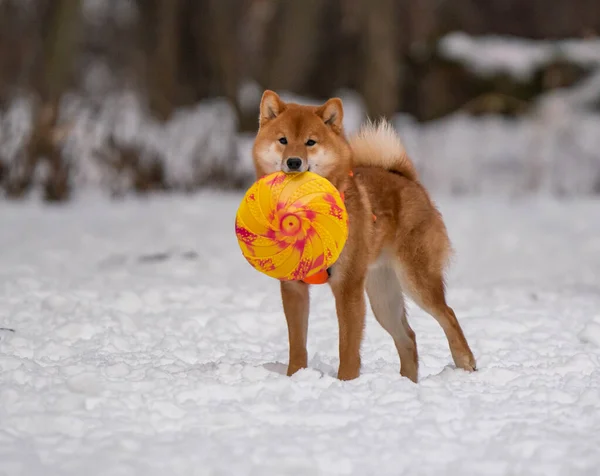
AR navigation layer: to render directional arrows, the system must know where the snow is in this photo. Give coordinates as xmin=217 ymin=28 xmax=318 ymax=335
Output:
xmin=62 ymin=93 xmax=243 ymax=191
xmin=4 ymin=27 xmax=600 ymax=197
xmin=439 ymin=32 xmax=600 ymax=81
xmin=0 ymin=97 xmax=32 ymax=164
xmin=397 ymin=33 xmax=600 ymax=197
xmin=0 ymin=89 xmax=368 ymax=197
xmin=1 ymin=193 xmax=600 ymax=475
xmin=395 ymin=111 xmax=600 ymax=196
xmin=4 ymin=84 xmax=600 ymax=198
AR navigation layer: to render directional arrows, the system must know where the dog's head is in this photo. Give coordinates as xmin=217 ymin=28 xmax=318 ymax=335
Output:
xmin=252 ymin=90 xmax=352 ymax=188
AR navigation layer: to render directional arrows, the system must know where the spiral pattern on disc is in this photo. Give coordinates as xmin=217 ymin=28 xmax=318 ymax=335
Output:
xmin=235 ymin=171 xmax=349 ymax=281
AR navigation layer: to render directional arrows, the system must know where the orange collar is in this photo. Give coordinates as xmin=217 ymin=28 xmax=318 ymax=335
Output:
xmin=302 ymin=268 xmax=330 ymax=285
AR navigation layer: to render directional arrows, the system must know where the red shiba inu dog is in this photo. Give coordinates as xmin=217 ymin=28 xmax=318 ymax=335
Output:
xmin=252 ymin=90 xmax=476 ymax=382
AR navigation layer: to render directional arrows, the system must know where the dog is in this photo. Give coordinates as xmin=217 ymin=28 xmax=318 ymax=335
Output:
xmin=252 ymin=90 xmax=476 ymax=382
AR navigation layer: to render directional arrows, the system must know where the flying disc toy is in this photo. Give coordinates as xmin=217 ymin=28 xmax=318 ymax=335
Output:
xmin=235 ymin=171 xmax=348 ymax=283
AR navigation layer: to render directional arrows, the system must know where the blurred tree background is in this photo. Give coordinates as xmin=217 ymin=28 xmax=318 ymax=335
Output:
xmin=1 ymin=0 xmax=600 ymax=201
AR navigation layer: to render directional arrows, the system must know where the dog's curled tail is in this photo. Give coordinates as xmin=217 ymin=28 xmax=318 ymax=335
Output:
xmin=349 ymin=119 xmax=418 ymax=181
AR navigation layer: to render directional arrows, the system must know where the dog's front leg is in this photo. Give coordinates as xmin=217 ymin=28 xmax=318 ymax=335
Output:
xmin=331 ymin=277 xmax=366 ymax=380
xmin=281 ymin=280 xmax=309 ymax=376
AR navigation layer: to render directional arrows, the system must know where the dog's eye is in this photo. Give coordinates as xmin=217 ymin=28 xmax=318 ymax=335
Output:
xmin=279 ymin=137 xmax=288 ymax=145
xmin=306 ymin=139 xmax=316 ymax=146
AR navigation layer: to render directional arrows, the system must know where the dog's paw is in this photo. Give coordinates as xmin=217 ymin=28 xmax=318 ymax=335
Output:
xmin=337 ymin=367 xmax=360 ymax=381
xmin=454 ymin=351 xmax=477 ymax=372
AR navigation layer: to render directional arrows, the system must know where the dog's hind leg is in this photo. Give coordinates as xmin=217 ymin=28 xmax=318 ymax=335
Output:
xmin=394 ymin=261 xmax=476 ymax=373
xmin=366 ymin=262 xmax=418 ymax=382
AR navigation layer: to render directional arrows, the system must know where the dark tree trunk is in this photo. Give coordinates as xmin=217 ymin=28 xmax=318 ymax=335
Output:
xmin=7 ymin=0 xmax=81 ymax=201
xmin=263 ymin=0 xmax=327 ymax=93
xmin=359 ymin=0 xmax=400 ymax=119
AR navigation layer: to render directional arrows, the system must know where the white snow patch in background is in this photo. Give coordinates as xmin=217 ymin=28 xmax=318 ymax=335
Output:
xmin=395 ymin=110 xmax=600 ymax=196
xmin=2 ymin=86 xmax=600 ymax=196
xmin=237 ymin=79 xmax=263 ymax=114
xmin=440 ymin=32 xmax=600 ymax=80
xmin=1 ymin=194 xmax=600 ymax=475
xmin=0 ymin=97 xmax=32 ymax=166
xmin=0 ymin=88 xmax=365 ymax=196
xmin=61 ymin=92 xmax=243 ymax=191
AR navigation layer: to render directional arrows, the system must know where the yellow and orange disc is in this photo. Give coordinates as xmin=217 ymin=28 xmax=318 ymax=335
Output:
xmin=235 ymin=171 xmax=349 ymax=282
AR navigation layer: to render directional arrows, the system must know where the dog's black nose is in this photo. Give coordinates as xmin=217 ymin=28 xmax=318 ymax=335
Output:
xmin=286 ymin=157 xmax=303 ymax=171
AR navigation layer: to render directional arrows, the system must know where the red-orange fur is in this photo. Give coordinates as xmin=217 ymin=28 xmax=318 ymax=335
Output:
xmin=253 ymin=90 xmax=476 ymax=382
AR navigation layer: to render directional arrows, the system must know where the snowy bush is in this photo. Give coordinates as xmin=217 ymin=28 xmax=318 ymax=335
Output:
xmin=64 ymin=93 xmax=245 ymax=193
xmin=0 ymin=92 xmax=252 ymax=199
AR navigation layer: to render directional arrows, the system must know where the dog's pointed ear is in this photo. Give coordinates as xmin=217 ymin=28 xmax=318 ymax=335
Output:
xmin=259 ymin=90 xmax=285 ymax=127
xmin=316 ymin=98 xmax=344 ymax=134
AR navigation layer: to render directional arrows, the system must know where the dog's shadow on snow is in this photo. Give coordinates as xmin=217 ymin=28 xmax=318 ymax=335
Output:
xmin=261 ymin=362 xmax=288 ymax=375
xmin=420 ymin=363 xmax=478 ymax=383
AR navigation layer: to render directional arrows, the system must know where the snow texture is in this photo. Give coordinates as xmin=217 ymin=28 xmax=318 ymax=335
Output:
xmin=1 ymin=193 xmax=600 ymax=475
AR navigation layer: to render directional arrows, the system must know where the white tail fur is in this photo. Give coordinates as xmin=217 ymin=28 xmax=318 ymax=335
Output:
xmin=349 ymin=120 xmax=418 ymax=181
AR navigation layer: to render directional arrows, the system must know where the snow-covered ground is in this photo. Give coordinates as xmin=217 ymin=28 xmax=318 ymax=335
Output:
xmin=1 ymin=193 xmax=600 ymax=475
